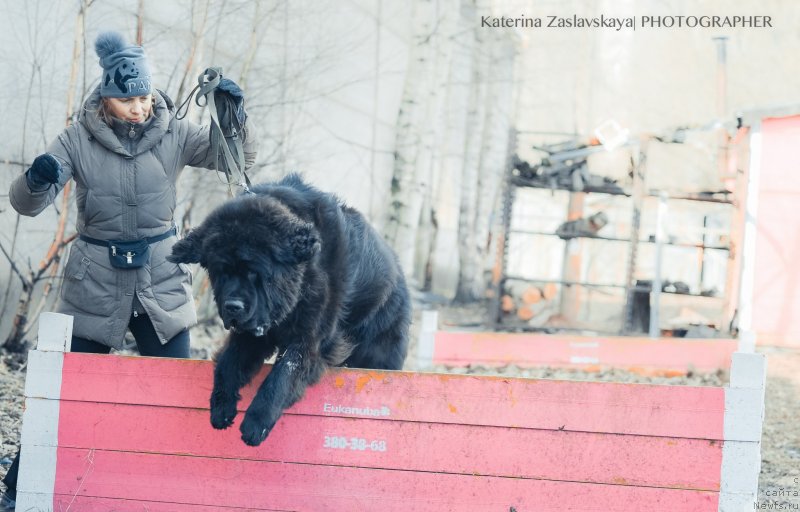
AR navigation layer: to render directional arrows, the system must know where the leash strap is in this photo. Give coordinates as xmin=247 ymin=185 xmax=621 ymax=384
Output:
xmin=175 ymin=67 xmax=253 ymax=196
xmin=202 ymin=68 xmax=250 ymax=196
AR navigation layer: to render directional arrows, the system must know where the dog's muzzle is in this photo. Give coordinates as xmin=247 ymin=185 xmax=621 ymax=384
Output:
xmin=229 ymin=324 xmax=268 ymax=337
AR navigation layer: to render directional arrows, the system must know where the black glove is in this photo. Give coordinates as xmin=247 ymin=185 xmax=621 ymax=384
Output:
xmin=26 ymin=153 xmax=62 ymax=191
xmin=216 ymin=78 xmax=246 ymax=126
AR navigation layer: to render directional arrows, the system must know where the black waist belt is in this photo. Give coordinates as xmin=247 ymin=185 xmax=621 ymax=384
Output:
xmin=79 ymin=226 xmax=177 ymax=248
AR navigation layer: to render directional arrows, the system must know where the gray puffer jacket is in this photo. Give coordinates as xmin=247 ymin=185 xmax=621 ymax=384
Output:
xmin=9 ymin=86 xmax=258 ymax=349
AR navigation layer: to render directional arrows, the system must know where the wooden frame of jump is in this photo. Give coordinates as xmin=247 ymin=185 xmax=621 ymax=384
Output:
xmin=17 ymin=312 xmax=765 ymax=511
xmin=417 ymin=311 xmax=739 ymax=376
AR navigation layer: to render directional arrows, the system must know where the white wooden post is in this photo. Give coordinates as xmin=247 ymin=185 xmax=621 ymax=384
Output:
xmin=416 ymin=310 xmax=438 ymax=369
xmin=719 ymin=351 xmax=767 ymax=511
xmin=16 ymin=312 xmax=73 ymax=510
xmin=737 ymin=120 xmax=761 ymax=354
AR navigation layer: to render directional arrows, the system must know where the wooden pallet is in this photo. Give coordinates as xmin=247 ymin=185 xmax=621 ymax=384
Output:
xmin=17 ymin=313 xmax=765 ymax=511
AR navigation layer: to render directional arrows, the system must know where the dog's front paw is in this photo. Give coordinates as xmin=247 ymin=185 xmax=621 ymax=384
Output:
xmin=210 ymin=392 xmax=239 ymax=429
xmin=239 ymin=409 xmax=276 ymax=446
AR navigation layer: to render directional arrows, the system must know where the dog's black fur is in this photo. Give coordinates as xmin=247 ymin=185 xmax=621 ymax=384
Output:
xmin=168 ymin=174 xmax=410 ymax=446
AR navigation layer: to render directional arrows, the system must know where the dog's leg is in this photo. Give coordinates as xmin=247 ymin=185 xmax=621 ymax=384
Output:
xmin=210 ymin=332 xmax=274 ymax=430
xmin=239 ymin=345 xmax=325 ymax=446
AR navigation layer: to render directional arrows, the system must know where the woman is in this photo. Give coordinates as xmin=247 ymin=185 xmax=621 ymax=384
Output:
xmin=0 ymin=31 xmax=257 ymax=509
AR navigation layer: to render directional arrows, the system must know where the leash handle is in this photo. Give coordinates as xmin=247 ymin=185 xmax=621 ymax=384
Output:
xmin=196 ymin=67 xmax=223 ymax=106
xmin=207 ymin=91 xmax=240 ymax=196
xmin=173 ymin=67 xmax=253 ymax=196
xmin=175 ymin=67 xmax=222 ymax=120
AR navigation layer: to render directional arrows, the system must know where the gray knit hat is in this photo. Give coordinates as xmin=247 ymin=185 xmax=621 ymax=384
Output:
xmin=95 ymin=31 xmax=152 ymax=98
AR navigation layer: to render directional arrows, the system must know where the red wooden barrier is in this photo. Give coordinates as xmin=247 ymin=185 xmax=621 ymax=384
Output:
xmin=418 ymin=312 xmax=738 ymax=376
xmin=16 ymin=313 xmax=765 ymax=511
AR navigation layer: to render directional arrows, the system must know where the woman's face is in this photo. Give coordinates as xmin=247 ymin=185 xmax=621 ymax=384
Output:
xmin=105 ymin=95 xmax=153 ymax=123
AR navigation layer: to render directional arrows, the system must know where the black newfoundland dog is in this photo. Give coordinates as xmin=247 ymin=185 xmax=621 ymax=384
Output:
xmin=169 ymin=174 xmax=411 ymax=446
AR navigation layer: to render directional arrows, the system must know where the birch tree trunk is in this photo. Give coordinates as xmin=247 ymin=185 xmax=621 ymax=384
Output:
xmin=456 ymin=30 xmax=518 ymax=301
xmin=454 ymin=19 xmax=488 ymax=302
xmin=425 ymin=0 xmax=476 ymax=298
xmin=384 ymin=0 xmax=439 ymax=276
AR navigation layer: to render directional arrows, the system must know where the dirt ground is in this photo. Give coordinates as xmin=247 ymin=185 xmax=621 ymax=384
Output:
xmin=1 ymin=300 xmax=798 ymax=507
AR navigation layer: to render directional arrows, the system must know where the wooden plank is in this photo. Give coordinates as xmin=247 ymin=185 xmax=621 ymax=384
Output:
xmin=51 ymin=448 xmax=720 ymax=512
xmin=432 ymin=331 xmax=737 ymax=374
xmin=58 ymin=353 xmax=727 ymax=439
xmin=51 ymin=400 xmax=723 ymax=490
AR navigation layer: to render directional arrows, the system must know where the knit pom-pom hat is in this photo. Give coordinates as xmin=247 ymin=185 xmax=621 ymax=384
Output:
xmin=95 ymin=31 xmax=152 ymax=98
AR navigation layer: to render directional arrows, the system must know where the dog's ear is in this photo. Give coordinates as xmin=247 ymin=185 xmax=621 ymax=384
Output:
xmin=168 ymin=227 xmax=204 ymax=264
xmin=280 ymin=222 xmax=320 ymax=265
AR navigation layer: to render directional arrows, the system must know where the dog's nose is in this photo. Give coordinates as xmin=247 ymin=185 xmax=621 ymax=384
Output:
xmin=224 ymin=299 xmax=245 ymax=315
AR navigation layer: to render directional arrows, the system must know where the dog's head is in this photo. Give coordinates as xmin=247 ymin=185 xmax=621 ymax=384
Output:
xmin=168 ymin=195 xmax=320 ymax=336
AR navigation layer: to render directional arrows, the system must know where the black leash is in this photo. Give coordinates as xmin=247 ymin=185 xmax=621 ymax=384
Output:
xmin=175 ymin=67 xmax=253 ymax=197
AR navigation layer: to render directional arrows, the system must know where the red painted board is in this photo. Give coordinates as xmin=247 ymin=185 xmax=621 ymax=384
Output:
xmin=56 ymin=401 xmax=723 ymax=490
xmin=60 ymin=354 xmax=726 ymax=440
xmin=432 ymin=332 xmax=736 ymax=374
xmin=52 ymin=448 xmax=719 ymax=511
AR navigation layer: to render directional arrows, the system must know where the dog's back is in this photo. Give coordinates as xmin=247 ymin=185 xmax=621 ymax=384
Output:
xmin=251 ymin=175 xmax=411 ymax=370
xmin=338 ymin=205 xmax=410 ymax=370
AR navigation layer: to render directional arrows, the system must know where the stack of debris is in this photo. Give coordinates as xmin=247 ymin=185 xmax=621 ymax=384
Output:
xmin=555 ymin=211 xmax=609 ymax=240
xmin=501 ymin=282 xmax=559 ymax=326
xmin=511 ymin=139 xmax=625 ymax=194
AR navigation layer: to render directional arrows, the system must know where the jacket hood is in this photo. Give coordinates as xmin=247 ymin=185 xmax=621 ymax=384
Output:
xmin=80 ymin=85 xmax=173 ymax=157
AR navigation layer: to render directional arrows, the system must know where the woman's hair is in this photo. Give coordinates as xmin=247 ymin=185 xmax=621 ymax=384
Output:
xmin=95 ymin=94 xmax=156 ymax=125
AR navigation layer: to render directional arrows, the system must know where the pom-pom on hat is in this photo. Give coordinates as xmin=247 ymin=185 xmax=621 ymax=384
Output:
xmin=95 ymin=31 xmax=152 ymax=98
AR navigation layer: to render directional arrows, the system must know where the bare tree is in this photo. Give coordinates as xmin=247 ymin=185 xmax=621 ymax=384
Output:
xmin=1 ymin=0 xmax=93 ymax=351
xmin=455 ymin=25 xmax=488 ymax=302
xmin=456 ymin=30 xmax=517 ymax=301
xmin=385 ymin=0 xmax=520 ymax=300
xmin=383 ymin=0 xmax=439 ymax=274
xmin=0 ymin=68 xmax=38 ymax=322
xmin=175 ymin=0 xmax=211 ymax=104
xmin=136 ymin=0 xmax=145 ymax=45
xmin=1 ymin=233 xmax=77 ymax=352
xmin=385 ymin=0 xmax=463 ymax=283
xmin=238 ymin=0 xmax=263 ymax=90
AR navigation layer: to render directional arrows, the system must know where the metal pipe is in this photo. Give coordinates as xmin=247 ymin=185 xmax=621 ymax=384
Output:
xmin=649 ymin=192 xmax=669 ymax=338
xmin=713 ymin=36 xmax=730 ymax=182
